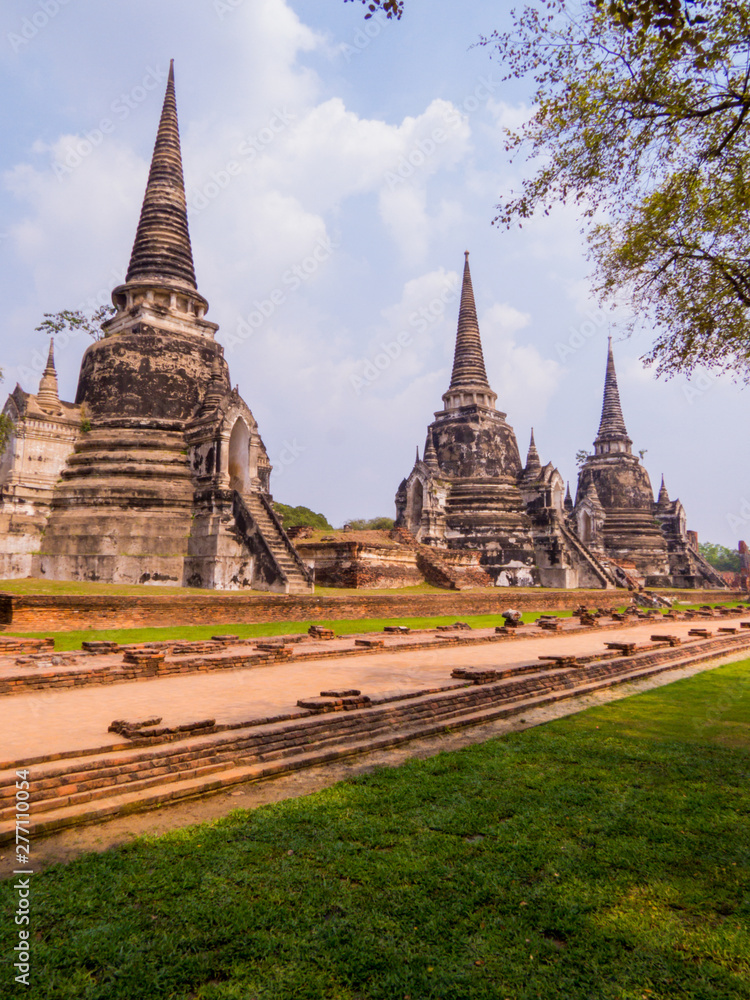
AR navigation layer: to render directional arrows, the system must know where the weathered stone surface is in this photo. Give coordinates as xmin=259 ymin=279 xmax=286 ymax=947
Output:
xmin=572 ymin=341 xmax=725 ymax=590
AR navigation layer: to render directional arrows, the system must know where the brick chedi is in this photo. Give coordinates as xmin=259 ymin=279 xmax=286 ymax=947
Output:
xmin=393 ymin=255 xmax=725 ymax=591
xmin=395 ymin=254 xmax=541 ymax=586
xmin=394 ymin=253 xmax=616 ymax=588
xmin=572 ymin=339 xmax=723 ymax=588
xmin=0 ymin=63 xmax=312 ymax=594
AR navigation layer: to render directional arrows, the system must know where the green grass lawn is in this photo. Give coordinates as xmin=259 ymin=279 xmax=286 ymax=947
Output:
xmin=3 ymin=610 xmax=577 ymax=651
xmin=2 ymin=577 xmax=742 ymax=601
xmin=1 ymin=659 xmax=748 ymax=999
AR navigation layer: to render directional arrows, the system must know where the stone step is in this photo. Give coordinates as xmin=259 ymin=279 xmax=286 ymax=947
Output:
xmin=0 ymin=761 xmax=232 ymax=821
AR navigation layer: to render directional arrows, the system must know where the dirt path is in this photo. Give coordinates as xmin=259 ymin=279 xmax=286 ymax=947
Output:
xmin=2 ymin=650 xmax=744 ymax=878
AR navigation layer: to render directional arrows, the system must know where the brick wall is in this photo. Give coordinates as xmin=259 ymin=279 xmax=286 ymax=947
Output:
xmin=0 ymin=589 xmax=745 ymax=633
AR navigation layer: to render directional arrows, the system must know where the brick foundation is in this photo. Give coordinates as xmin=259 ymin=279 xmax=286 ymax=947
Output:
xmin=0 ymin=589 xmax=744 ymax=633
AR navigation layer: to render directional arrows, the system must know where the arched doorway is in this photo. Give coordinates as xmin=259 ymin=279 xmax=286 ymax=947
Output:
xmin=228 ymin=419 xmax=250 ymax=494
xmin=579 ymin=510 xmax=593 ymax=543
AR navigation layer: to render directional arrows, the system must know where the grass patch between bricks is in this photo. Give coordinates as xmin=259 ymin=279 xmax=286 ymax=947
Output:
xmin=4 ymin=611 xmax=577 ymax=650
xmin=1 ymin=659 xmax=748 ymax=999
xmin=5 ymin=600 xmax=746 ymax=650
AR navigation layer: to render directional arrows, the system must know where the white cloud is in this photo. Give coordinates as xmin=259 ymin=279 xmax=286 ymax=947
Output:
xmin=480 ymin=302 xmax=562 ymax=424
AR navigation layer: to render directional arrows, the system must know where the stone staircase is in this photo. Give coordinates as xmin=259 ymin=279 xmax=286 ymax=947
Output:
xmin=236 ymin=492 xmax=313 ymax=595
xmin=391 ymin=526 xmax=490 ymax=589
xmin=689 ymin=547 xmax=731 ymax=589
xmin=558 ymin=521 xmax=621 ymax=589
xmin=2 ymin=629 xmax=748 ymax=845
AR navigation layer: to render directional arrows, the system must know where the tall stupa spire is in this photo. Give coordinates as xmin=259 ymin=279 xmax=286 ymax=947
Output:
xmin=449 ymin=252 xmax=490 ymax=388
xmin=442 ymin=252 xmax=497 ymax=411
xmin=125 ymin=60 xmax=197 ymax=291
xmin=594 ymin=337 xmax=632 ymax=454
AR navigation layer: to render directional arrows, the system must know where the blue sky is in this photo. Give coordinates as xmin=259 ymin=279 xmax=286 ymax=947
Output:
xmin=0 ymin=0 xmax=747 ymax=546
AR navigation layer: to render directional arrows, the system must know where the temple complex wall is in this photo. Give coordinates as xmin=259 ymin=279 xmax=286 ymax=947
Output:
xmin=0 ymin=588 xmax=743 ymax=632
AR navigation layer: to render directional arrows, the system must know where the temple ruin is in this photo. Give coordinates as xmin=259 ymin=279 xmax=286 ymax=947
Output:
xmin=0 ymin=66 xmax=726 ymax=593
xmin=393 ymin=253 xmax=724 ymax=590
xmin=0 ymin=63 xmax=312 ymax=594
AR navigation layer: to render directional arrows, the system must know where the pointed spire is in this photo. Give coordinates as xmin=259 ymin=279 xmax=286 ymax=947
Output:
xmin=448 ymin=252 xmax=491 ymax=390
xmin=36 ymin=339 xmax=62 ymax=413
xmin=657 ymin=475 xmax=670 ymax=506
xmin=594 ymin=337 xmax=632 ymax=453
xmin=125 ymin=60 xmax=197 ymax=291
xmin=415 ymin=444 xmax=420 ymax=464
xmin=525 ymin=428 xmax=541 ymax=474
xmin=424 ymin=431 xmax=438 ymax=468
xmin=581 ymin=476 xmax=606 ymax=514
xmin=564 ymin=481 xmax=574 ymax=512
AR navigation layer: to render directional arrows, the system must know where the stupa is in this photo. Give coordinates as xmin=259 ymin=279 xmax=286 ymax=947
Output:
xmin=573 ymin=340 xmax=723 ymax=588
xmin=0 ymin=63 xmax=312 ymax=593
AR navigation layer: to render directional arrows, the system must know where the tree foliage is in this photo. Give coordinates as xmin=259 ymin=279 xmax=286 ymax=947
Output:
xmin=483 ymin=0 xmax=750 ymax=380
xmin=343 ymin=0 xmax=403 ymax=19
xmin=273 ymin=503 xmax=332 ymax=530
xmin=698 ymin=540 xmax=741 ymax=571
xmin=593 ymin=0 xmax=709 ymax=55
xmin=345 ymin=516 xmax=395 ymax=530
xmin=35 ymin=306 xmax=115 ymax=343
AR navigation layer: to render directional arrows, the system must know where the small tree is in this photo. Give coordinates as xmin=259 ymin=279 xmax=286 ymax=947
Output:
xmin=0 ymin=370 xmax=13 ymax=455
xmin=698 ymin=541 xmax=741 ymax=571
xmin=35 ymin=306 xmax=115 ymax=343
xmin=484 ymin=0 xmax=750 ymax=380
xmin=575 ymin=449 xmax=591 ymax=467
